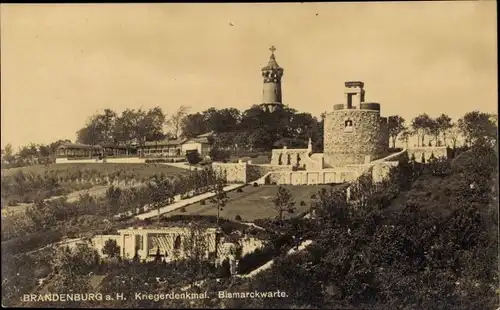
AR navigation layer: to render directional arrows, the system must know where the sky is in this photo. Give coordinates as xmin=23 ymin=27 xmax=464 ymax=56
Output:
xmin=1 ymin=2 xmax=497 ymax=150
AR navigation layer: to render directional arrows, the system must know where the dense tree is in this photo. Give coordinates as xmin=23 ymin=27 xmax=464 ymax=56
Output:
xmin=2 ymin=143 xmax=15 ymax=163
xmin=209 ymin=173 xmax=229 ymax=227
xmin=387 ymin=115 xmax=406 ymax=148
xmin=76 ymin=107 xmax=166 ymax=152
xmin=138 ymin=107 xmax=168 ymax=144
xmin=113 ymin=109 xmax=138 ymax=149
xmin=204 ymin=107 xmax=241 ymax=133
xmin=273 ymin=186 xmax=296 ymax=222
xmin=411 ymin=113 xmax=433 ymax=147
xmin=147 ymin=173 xmax=175 ymax=223
xmin=427 ymin=118 xmax=440 ymax=146
xmin=289 ymin=112 xmax=317 ymax=141
xmin=99 ymin=108 xmax=118 ymax=144
xmin=458 ymin=111 xmax=497 ymax=147
xmin=105 ymin=185 xmax=122 ymax=215
xmin=166 ymin=105 xmax=190 ymax=138
xmin=76 ymin=112 xmax=113 ymax=146
xmin=17 ymin=143 xmax=39 ymax=161
xmin=209 ymin=147 xmax=231 ymax=162
xmin=102 ymin=239 xmax=121 ymax=258
xmin=186 ymin=150 xmax=202 ymax=167
xmin=38 ymin=144 xmax=51 ymax=158
xmin=181 ymin=112 xmax=207 ymax=138
xmin=178 ymin=105 xmax=328 ymax=152
xmin=446 ymin=123 xmax=462 ymax=150
xmin=398 ymin=129 xmax=412 ymax=149
xmin=213 ymin=132 xmax=237 ymax=149
xmin=249 ymin=128 xmax=275 ymax=150
xmin=181 ymin=223 xmax=213 ymax=285
xmin=436 ymin=113 xmax=453 ymax=146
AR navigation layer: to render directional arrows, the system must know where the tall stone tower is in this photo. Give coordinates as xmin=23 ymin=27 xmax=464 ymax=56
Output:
xmin=260 ymin=46 xmax=284 ymax=113
xmin=323 ymin=81 xmax=389 ymax=168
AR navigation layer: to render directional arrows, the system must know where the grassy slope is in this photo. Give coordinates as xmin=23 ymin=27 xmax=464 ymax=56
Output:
xmin=167 ymin=184 xmax=333 ymax=221
xmin=1 ymin=163 xmax=188 ymax=215
xmin=1 ymin=163 xmax=188 ymax=178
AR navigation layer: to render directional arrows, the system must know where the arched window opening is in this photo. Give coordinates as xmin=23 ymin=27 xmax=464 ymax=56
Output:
xmin=173 ymin=236 xmax=181 ymax=250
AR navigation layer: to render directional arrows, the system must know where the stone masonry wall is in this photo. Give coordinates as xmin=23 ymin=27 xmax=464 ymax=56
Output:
xmin=270 ymin=149 xmax=310 ymax=167
xmin=212 ymin=162 xmax=247 ymax=183
xmin=324 ymin=109 xmax=388 ymax=168
xmin=247 ymin=164 xmax=293 ymax=183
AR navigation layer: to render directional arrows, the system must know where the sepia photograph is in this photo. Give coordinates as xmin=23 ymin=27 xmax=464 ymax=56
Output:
xmin=1 ymin=2 xmax=498 ymax=309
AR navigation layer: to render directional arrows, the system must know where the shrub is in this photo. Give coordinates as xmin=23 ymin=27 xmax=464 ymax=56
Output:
xmin=235 ymin=215 xmax=242 ymax=221
xmin=7 ymin=200 xmax=19 ymax=206
xmin=200 ymin=199 xmax=206 ymax=205
xmin=218 ymin=259 xmax=231 ymax=278
xmin=186 ymin=150 xmax=202 ymax=166
xmin=236 ymin=187 xmax=243 ymax=193
xmin=300 ymin=200 xmax=306 ymax=206
xmin=66 ymin=231 xmax=77 ymax=238
xmin=429 ymin=157 xmax=452 ymax=177
xmin=253 ymin=182 xmax=258 ymax=187
xmin=209 ymin=148 xmax=231 ymax=162
xmin=2 ymin=230 xmax=64 ymax=256
xmin=310 ymin=194 xmax=316 ymax=199
xmin=179 ymin=206 xmax=187 ymax=213
xmin=237 ymin=246 xmax=277 ymax=274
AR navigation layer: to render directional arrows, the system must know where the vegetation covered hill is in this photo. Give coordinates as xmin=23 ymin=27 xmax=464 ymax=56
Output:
xmin=1 ymin=163 xmax=188 ymax=206
xmin=214 ymin=143 xmax=498 ymax=309
xmin=6 ymin=141 xmax=497 ymax=309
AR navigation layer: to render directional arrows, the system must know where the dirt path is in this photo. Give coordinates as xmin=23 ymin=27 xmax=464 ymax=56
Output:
xmin=135 ymin=184 xmax=245 ymax=220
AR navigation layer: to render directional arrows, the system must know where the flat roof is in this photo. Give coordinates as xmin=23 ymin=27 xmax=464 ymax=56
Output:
xmin=57 ymin=143 xmax=102 ymax=149
xmin=143 ymin=139 xmax=187 ymax=147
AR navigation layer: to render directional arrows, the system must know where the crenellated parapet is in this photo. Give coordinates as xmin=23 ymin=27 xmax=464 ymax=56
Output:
xmin=324 ymin=81 xmax=389 ymax=167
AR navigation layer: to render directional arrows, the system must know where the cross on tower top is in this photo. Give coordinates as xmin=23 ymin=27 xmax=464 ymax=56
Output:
xmin=269 ymin=45 xmax=276 ymax=54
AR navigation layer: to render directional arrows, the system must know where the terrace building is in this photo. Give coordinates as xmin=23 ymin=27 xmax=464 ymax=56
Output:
xmin=91 ymin=226 xmax=264 ymax=264
xmin=138 ymin=139 xmax=186 ymax=158
xmin=182 ymin=135 xmax=212 ymax=159
xmin=55 ymin=143 xmax=105 ymax=159
xmin=55 ymin=143 xmax=137 ymax=159
xmin=100 ymin=143 xmax=138 ymax=157
xmin=137 ymin=132 xmax=214 ymax=159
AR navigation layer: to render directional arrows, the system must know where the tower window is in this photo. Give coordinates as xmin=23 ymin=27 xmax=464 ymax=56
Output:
xmin=344 ymin=120 xmax=354 ymax=132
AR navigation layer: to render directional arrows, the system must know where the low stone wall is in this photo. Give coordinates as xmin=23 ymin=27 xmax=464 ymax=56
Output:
xmin=56 ymin=157 xmax=146 ymax=164
xmin=267 ymin=169 xmax=358 ymax=185
xmin=214 ymin=148 xmax=409 ymax=186
xmin=407 ymin=146 xmax=449 ymax=163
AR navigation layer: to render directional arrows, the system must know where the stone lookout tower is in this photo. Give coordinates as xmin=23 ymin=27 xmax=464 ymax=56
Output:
xmin=323 ymin=81 xmax=389 ymax=168
xmin=260 ymin=46 xmax=284 ymax=113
